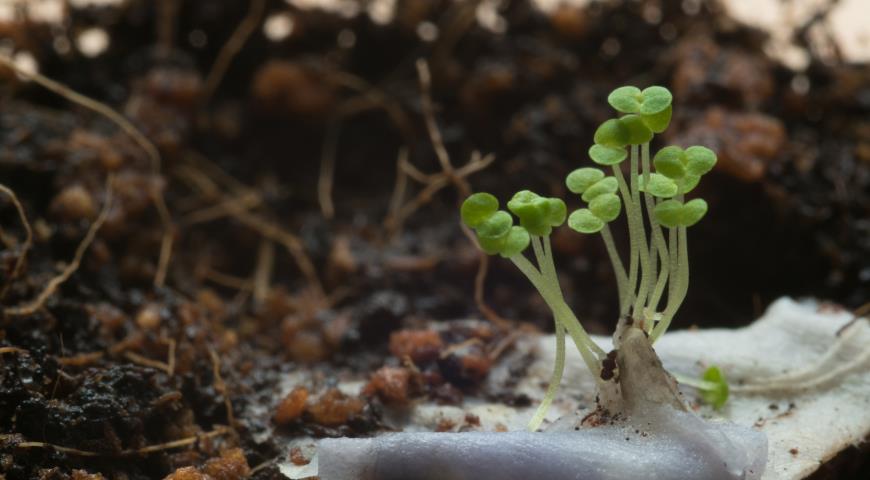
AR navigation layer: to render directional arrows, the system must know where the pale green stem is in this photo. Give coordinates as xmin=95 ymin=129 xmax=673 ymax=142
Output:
xmin=651 ymin=226 xmax=689 ymax=342
xmin=600 ymin=224 xmax=629 ymax=312
xmin=535 ymin=238 xmax=605 ymax=359
xmin=611 ymin=164 xmax=638 ymax=314
xmin=630 ymin=145 xmax=652 ymax=319
xmin=527 ymin=323 xmax=566 ymax=431
xmin=672 ymin=372 xmax=718 ymax=391
xmin=510 ymin=254 xmax=603 ymax=372
xmin=641 ymin=143 xmax=670 ymax=328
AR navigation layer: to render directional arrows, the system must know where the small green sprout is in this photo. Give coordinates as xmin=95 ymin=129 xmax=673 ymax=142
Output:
xmin=461 ymin=85 xmax=720 ymax=431
xmin=674 ymin=366 xmax=730 ymax=410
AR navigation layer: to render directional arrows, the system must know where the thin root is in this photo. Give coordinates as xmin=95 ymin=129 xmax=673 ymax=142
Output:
xmin=200 ymin=0 xmax=267 ymax=107
xmin=0 ymin=183 xmax=33 ymax=299
xmin=4 ymin=174 xmax=114 ymax=317
xmin=0 ymin=53 xmax=174 ymax=289
xmin=2 ymin=426 xmax=231 ymax=457
xmin=209 ymin=346 xmax=236 ymax=428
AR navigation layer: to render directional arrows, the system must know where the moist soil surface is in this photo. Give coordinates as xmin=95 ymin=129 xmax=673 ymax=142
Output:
xmin=0 ymin=1 xmax=867 ymax=479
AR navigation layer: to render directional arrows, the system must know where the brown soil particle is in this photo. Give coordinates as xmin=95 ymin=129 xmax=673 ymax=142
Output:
xmin=364 ymin=366 xmax=413 ymax=406
xmin=675 ymin=108 xmax=787 ymax=183
xmin=274 ymin=387 xmax=310 ymax=426
xmin=306 ymin=389 xmax=366 ymax=427
xmin=201 ymin=448 xmax=251 ymax=480
xmin=389 ymin=329 xmax=444 ymax=364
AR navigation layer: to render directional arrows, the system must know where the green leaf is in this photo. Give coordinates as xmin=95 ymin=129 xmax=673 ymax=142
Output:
xmin=461 ymin=192 xmax=499 ymax=228
xmin=653 ymin=146 xmax=686 ymax=179
xmin=682 ymin=198 xmax=708 ymax=226
xmin=544 ymin=198 xmax=567 ymax=226
xmin=499 ymin=226 xmax=531 ymax=258
xmin=507 ymin=191 xmax=565 ymax=236
xmin=589 ymin=144 xmax=627 ymax=166
xmin=638 ymin=173 xmax=678 ymax=198
xmin=653 ymin=200 xmax=683 ymax=228
xmin=581 ymin=177 xmax=618 ymax=203
xmin=641 ymin=104 xmax=672 ymax=133
xmin=594 ymin=119 xmax=630 ymax=148
xmin=507 ymin=190 xmax=542 ymax=219
xmin=476 ymin=210 xmax=513 ymax=239
xmin=685 ymin=146 xmax=717 ymax=176
xmin=477 ymin=234 xmax=506 ymax=255
xmin=618 ymin=114 xmax=653 ymax=145
xmin=568 ymin=208 xmax=604 ymax=234
xmin=674 ymin=174 xmax=700 ymax=195
xmin=607 ymin=86 xmax=642 ymax=113
xmin=566 ymin=167 xmax=605 ymax=194
xmin=589 ymin=193 xmax=621 ymax=222
xmin=700 ymin=366 xmax=729 ymax=410
xmin=653 ymin=199 xmax=708 ymax=227
xmin=639 ymin=86 xmax=673 ymax=115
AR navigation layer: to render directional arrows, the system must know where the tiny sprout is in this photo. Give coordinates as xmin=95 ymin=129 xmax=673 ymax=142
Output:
xmin=566 ymin=167 xmax=605 ymax=194
xmin=589 ymin=144 xmax=627 ymax=166
xmin=594 ymin=119 xmax=630 ymax=148
xmin=589 ymin=193 xmax=622 ymax=222
xmin=654 ymin=199 xmax=708 ymax=228
xmin=507 ymin=190 xmax=566 ymax=236
xmin=580 ymin=176 xmax=618 ymax=203
xmin=618 ymin=114 xmax=653 ymax=145
xmin=700 ymin=366 xmax=730 ymax=410
xmin=637 ymin=173 xmax=678 ymax=198
xmin=568 ymin=208 xmax=604 ymax=234
xmin=675 ymin=366 xmax=730 ymax=410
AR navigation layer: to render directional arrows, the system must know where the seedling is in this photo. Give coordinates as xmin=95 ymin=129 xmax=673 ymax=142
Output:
xmin=462 ymin=85 xmax=721 ymax=430
xmin=674 ymin=366 xmax=730 ymax=410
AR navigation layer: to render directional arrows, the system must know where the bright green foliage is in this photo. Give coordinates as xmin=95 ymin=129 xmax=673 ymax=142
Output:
xmin=607 ymin=85 xmax=673 ymax=116
xmin=594 ymin=119 xmax=630 ymax=147
xmin=461 ymin=192 xmax=499 ymax=228
xmin=618 ymin=114 xmax=653 ymax=145
xmin=641 ymin=105 xmax=672 ymax=133
xmin=580 ymin=177 xmax=618 ymax=203
xmin=700 ymin=366 xmax=729 ymax=410
xmin=566 ymin=167 xmax=605 ymax=194
xmin=589 ymin=193 xmax=622 ymax=222
xmin=653 ymin=146 xmax=687 ymax=178
xmin=607 ymin=86 xmax=642 ymax=113
xmin=653 ymin=145 xmax=717 ymax=194
xmin=638 ymin=86 xmax=673 ymax=115
xmin=589 ymin=144 xmax=627 ymax=165
xmin=638 ymin=173 xmax=678 ymax=198
xmin=501 ymin=226 xmax=532 ymax=257
xmin=460 ymin=84 xmax=728 ymax=429
xmin=476 ymin=210 xmax=513 ymax=239
xmin=507 ymin=190 xmax=566 ymax=236
xmin=674 ymin=174 xmax=701 ymax=195
xmin=568 ymin=208 xmax=604 ymax=233
xmin=685 ymin=146 xmax=717 ymax=176
xmin=654 ymin=199 xmax=708 ymax=228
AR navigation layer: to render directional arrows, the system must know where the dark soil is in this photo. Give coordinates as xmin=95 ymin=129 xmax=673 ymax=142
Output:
xmin=0 ymin=1 xmax=867 ymax=479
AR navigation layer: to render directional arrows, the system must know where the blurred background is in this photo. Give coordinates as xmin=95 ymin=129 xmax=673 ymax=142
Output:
xmin=0 ymin=0 xmax=868 ymax=479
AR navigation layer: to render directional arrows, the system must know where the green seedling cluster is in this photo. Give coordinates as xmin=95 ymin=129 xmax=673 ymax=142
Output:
xmin=462 ymin=85 xmax=724 ymax=430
